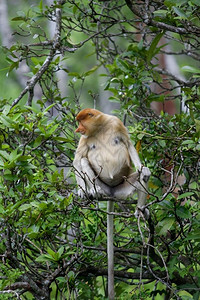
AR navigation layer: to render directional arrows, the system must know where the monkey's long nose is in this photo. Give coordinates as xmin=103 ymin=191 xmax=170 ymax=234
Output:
xmin=75 ymin=123 xmax=85 ymax=134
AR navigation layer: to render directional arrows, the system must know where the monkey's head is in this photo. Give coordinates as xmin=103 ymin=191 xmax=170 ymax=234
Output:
xmin=75 ymin=108 xmax=103 ymax=136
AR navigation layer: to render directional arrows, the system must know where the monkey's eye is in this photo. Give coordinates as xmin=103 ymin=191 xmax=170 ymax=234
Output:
xmin=88 ymin=113 xmax=94 ymax=117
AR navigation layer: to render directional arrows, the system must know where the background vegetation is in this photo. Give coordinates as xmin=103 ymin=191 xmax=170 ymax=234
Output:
xmin=0 ymin=0 xmax=199 ymax=299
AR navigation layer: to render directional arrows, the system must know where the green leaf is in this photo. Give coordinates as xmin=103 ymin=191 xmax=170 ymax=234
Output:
xmin=4 ymin=174 xmax=18 ymax=181
xmin=195 ymin=119 xmax=200 ymax=133
xmin=0 ymin=115 xmax=14 ymax=127
xmin=173 ymin=6 xmax=188 ymax=19
xmin=33 ymin=136 xmax=43 ymax=148
xmin=31 ymin=57 xmax=41 ymax=66
xmin=24 ymin=105 xmax=40 ymax=114
xmin=176 ymin=206 xmax=191 ymax=219
xmin=38 ymin=202 xmax=48 ymax=211
xmin=84 ymin=65 xmax=100 ymax=77
xmin=181 ymin=66 xmax=200 ymax=74
xmin=116 ymin=58 xmax=130 ymax=73
xmin=47 ymin=247 xmax=57 ymax=257
xmin=153 ymin=9 xmax=168 ymax=17
xmin=158 ymin=199 xmax=174 ymax=209
xmin=158 ymin=140 xmax=166 ymax=148
xmin=137 ymin=39 xmax=144 ymax=50
xmin=110 ymin=77 xmax=120 ymax=83
xmin=48 ymin=124 xmax=59 ymax=135
xmin=8 ymin=200 xmax=31 ymax=212
xmin=191 ymin=0 xmax=200 ymax=5
xmin=165 ymin=0 xmax=188 ymax=7
xmin=109 ymin=96 xmax=120 ymax=103
xmin=177 ymin=192 xmax=194 ymax=199
xmin=185 ymin=233 xmax=200 ymax=241
xmin=28 ymin=225 xmax=40 ymax=238
xmin=8 ymin=61 xmax=19 ymax=73
xmin=46 ymin=247 xmax=63 ymax=261
xmin=58 ymin=246 xmax=64 ymax=257
xmin=182 ymin=140 xmax=195 ymax=145
xmin=0 ymin=204 xmax=5 ymax=214
xmin=157 ymin=217 xmax=174 ymax=235
xmin=68 ymin=271 xmax=75 ymax=279
xmin=73 ymin=5 xmax=78 ymax=14
xmin=56 ymin=277 xmax=67 ymax=283
xmin=19 ymin=204 xmax=33 ymax=211
xmin=0 ymin=150 xmax=10 ymax=161
xmin=147 ymin=32 xmax=164 ymax=63
xmin=44 ymin=103 xmax=56 ymax=113
xmin=2 ymin=104 xmax=11 ymax=116
xmin=39 ymin=0 xmax=43 ymax=12
xmin=9 ymin=148 xmax=21 ymax=162
xmin=35 ymin=254 xmax=52 ymax=262
xmin=11 ymin=16 xmax=26 ymax=21
xmin=137 ymin=133 xmax=145 ymax=140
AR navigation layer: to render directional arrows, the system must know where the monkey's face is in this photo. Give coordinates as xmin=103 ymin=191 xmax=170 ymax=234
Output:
xmin=75 ymin=109 xmax=102 ymax=136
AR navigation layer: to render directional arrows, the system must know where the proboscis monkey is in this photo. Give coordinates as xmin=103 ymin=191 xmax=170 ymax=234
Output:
xmin=73 ymin=108 xmax=151 ymax=300
xmin=73 ymin=108 xmax=150 ymax=206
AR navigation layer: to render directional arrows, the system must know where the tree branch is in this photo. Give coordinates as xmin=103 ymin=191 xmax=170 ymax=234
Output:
xmin=125 ymin=0 xmax=200 ymax=35
xmin=11 ymin=0 xmax=65 ymax=108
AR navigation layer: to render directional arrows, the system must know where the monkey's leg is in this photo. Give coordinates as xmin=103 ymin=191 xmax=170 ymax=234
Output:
xmin=140 ymin=166 xmax=151 ymax=183
xmin=80 ymin=158 xmax=112 ymax=196
xmin=73 ymin=165 xmax=88 ymax=198
xmin=134 ymin=179 xmax=149 ymax=219
xmin=112 ymin=171 xmax=150 ymax=219
xmin=135 ymin=168 xmax=150 ymax=218
xmin=111 ymin=172 xmax=139 ymax=198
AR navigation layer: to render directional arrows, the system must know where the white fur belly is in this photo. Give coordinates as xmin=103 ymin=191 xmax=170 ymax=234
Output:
xmin=88 ymin=142 xmax=131 ymax=186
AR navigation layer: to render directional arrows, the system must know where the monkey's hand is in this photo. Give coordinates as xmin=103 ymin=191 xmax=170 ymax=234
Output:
xmin=77 ymin=187 xmax=102 ymax=198
xmin=140 ymin=166 xmax=151 ymax=183
xmin=88 ymin=186 xmax=106 ymax=198
xmin=80 ymin=157 xmax=112 ymax=196
xmin=77 ymin=188 xmax=86 ymax=198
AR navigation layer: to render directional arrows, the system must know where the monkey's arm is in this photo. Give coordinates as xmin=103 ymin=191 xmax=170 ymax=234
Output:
xmin=73 ymin=139 xmax=90 ymax=197
xmin=127 ymin=141 xmax=151 ymax=217
xmin=111 ymin=169 xmax=149 ymax=218
xmin=80 ymin=158 xmax=112 ymax=196
xmin=128 ymin=142 xmax=151 ymax=182
xmin=111 ymin=172 xmax=139 ymax=198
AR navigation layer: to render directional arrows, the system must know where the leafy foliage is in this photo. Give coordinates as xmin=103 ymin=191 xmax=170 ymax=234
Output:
xmin=0 ymin=0 xmax=199 ymax=299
